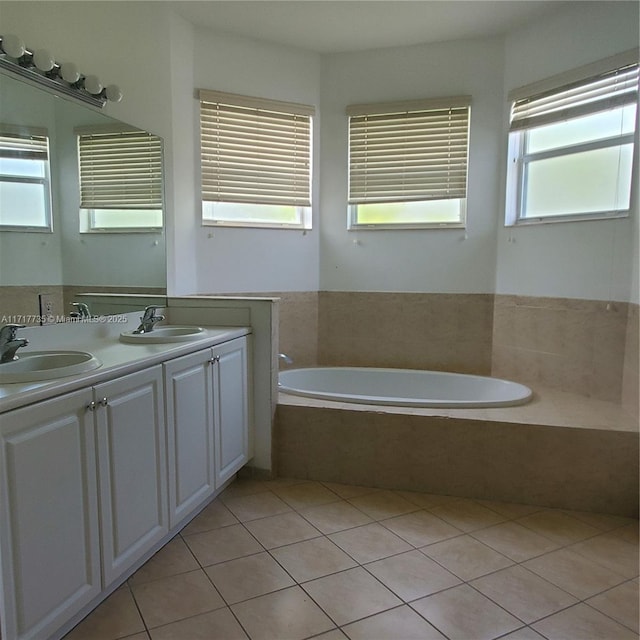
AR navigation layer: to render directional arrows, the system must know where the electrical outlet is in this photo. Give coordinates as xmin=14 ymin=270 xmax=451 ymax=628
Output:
xmin=38 ymin=293 xmax=55 ymax=324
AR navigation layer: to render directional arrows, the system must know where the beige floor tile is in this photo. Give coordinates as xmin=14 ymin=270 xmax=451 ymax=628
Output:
xmin=204 ymin=551 xmax=295 ymax=604
xmin=218 ymin=478 xmax=269 ymax=501
xmin=348 ymin=490 xmax=418 ymax=520
xmin=300 ymin=500 xmax=373 ymax=534
xmin=342 ymin=605 xmax=446 ymax=640
xmin=244 ymin=511 xmax=321 ymax=549
xmin=321 ymin=482 xmax=381 ymax=499
xmin=381 ymin=510 xmax=462 ymax=547
xmin=568 ymin=531 xmax=640 ymax=578
xmin=365 ymin=549 xmax=460 ymax=601
xmin=180 ymin=500 xmax=239 ymax=535
xmin=423 ymin=534 xmax=514 ymax=581
xmin=183 ymin=524 xmax=263 ymax=566
xmin=609 ymin=520 xmax=640 ymax=545
xmin=471 ymin=521 xmax=561 ymax=562
xmin=329 ymin=522 xmax=412 ymax=563
xmin=121 ymin=633 xmax=150 ymax=640
xmin=148 ymin=607 xmax=248 ymax=639
xmin=231 ymin=585 xmax=334 ymax=640
xmin=516 ymin=510 xmax=601 ymax=545
xmin=428 ymin=499 xmax=507 ymax=532
xmin=129 ymin=537 xmax=199 ymax=586
xmin=131 ymin=569 xmax=225 ymax=628
xmin=499 ymin=628 xmax=547 ymax=639
xmin=411 ymin=583 xmax=522 ymax=640
xmin=64 ymin=587 xmax=145 ymax=640
xmin=303 ymin=567 xmax=402 ymax=626
xmin=270 ymin=536 xmax=357 ymax=582
xmin=313 ymin=630 xmax=349 ymax=640
xmin=475 ymin=499 xmax=544 ymax=520
xmin=532 ymin=603 xmax=638 ymax=639
xmin=393 ymin=491 xmax=458 ymax=510
xmin=587 ymin=580 xmax=640 ymax=633
xmin=523 ymin=548 xmax=627 ymax=599
xmin=273 ymin=481 xmax=342 ymax=509
xmin=471 ymin=565 xmax=578 ymax=624
xmin=561 ymin=510 xmax=637 ymax=532
xmin=222 ymin=491 xmax=292 ymax=522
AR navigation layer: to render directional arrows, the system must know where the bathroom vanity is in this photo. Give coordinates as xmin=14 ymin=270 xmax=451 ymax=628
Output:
xmin=0 ymin=320 xmax=252 ymax=640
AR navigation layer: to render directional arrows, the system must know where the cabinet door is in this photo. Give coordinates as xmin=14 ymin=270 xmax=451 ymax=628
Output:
xmin=94 ymin=365 xmax=168 ymax=586
xmin=213 ymin=337 xmax=249 ymax=485
xmin=164 ymin=349 xmax=215 ymax=528
xmin=0 ymin=389 xmax=101 ymax=640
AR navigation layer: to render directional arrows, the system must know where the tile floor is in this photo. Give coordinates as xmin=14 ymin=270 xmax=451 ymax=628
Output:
xmin=64 ymin=478 xmax=639 ymax=640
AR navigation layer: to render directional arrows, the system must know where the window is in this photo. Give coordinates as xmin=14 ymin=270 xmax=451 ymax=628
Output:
xmin=76 ymin=126 xmax=163 ymax=232
xmin=347 ymin=96 xmax=471 ymax=229
xmin=198 ymin=90 xmax=314 ymax=229
xmin=506 ymin=51 xmax=638 ymax=225
xmin=0 ymin=125 xmax=52 ymax=231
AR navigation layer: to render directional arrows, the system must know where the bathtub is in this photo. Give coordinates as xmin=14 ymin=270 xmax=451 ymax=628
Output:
xmin=278 ymin=366 xmax=532 ymax=408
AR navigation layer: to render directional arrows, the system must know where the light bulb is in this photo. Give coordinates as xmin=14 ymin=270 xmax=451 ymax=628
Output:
xmin=60 ymin=62 xmax=80 ymax=83
xmin=105 ymin=84 xmax=122 ymax=102
xmin=83 ymin=74 xmax=103 ymax=95
xmin=33 ymin=48 xmax=55 ymax=72
xmin=1 ymin=34 xmax=26 ymax=58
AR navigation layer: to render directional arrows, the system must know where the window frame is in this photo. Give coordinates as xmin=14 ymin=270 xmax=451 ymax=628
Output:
xmin=198 ymin=89 xmax=314 ymax=230
xmin=346 ymin=96 xmax=471 ymax=231
xmin=505 ymin=50 xmax=639 ymax=226
xmin=0 ymin=125 xmax=53 ymax=232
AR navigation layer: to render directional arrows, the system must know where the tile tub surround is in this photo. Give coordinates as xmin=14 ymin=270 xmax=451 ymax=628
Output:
xmin=492 ymin=295 xmax=637 ymax=405
xmin=275 ymin=389 xmax=639 ymax=518
xmin=62 ymin=477 xmax=639 ymax=640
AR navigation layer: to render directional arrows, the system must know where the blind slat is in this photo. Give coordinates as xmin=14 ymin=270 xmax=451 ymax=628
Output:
xmin=510 ymin=63 xmax=639 ymax=131
xmin=347 ymin=101 xmax=470 ymax=204
xmin=78 ymin=129 xmax=163 ymax=209
xmin=199 ymin=92 xmax=313 ymax=206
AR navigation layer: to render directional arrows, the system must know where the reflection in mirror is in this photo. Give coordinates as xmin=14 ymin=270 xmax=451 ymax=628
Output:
xmin=0 ymin=71 xmax=167 ymax=325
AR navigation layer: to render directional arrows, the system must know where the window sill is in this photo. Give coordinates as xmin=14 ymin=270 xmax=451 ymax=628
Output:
xmin=506 ymin=210 xmax=630 ymax=227
xmin=203 ymin=220 xmax=311 ymax=231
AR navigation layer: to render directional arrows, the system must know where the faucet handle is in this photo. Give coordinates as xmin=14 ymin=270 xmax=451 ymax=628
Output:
xmin=0 ymin=324 xmax=26 ymax=340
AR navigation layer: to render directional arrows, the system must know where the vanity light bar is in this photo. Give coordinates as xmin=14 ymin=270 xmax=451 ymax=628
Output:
xmin=0 ymin=34 xmax=122 ymax=109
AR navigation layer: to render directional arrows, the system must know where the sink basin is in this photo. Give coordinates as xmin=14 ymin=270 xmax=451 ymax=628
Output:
xmin=0 ymin=351 xmax=102 ymax=384
xmin=119 ymin=326 xmax=206 ymax=344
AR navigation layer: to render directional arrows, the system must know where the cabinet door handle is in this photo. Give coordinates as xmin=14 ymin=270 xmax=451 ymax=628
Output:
xmin=209 ymin=355 xmax=220 ymax=365
xmin=87 ymin=401 xmax=97 ymax=412
xmin=99 ymin=397 xmax=108 ymax=407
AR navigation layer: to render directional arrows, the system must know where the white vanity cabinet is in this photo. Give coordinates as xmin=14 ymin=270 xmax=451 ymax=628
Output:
xmin=0 ymin=389 xmax=101 ymax=640
xmin=164 ymin=336 xmax=249 ymax=527
xmin=93 ymin=365 xmax=168 ymax=586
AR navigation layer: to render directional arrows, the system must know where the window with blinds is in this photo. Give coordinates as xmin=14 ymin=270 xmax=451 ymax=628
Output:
xmin=506 ymin=50 xmax=638 ymax=224
xmin=198 ymin=89 xmax=314 ymax=228
xmin=347 ymin=96 xmax=471 ymax=229
xmin=76 ymin=126 xmax=163 ymax=231
xmin=0 ymin=125 xmax=52 ymax=230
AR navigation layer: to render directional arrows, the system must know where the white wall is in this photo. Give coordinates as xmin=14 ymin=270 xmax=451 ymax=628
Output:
xmin=496 ymin=1 xmax=640 ymax=302
xmin=192 ymin=29 xmax=321 ymax=293
xmin=319 ymin=37 xmax=504 ymax=293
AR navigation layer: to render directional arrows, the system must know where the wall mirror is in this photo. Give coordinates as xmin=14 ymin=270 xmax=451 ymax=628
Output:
xmin=0 ymin=70 xmax=167 ymax=323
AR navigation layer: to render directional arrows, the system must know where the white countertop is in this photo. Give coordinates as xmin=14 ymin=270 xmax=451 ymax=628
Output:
xmin=0 ymin=325 xmax=250 ymax=414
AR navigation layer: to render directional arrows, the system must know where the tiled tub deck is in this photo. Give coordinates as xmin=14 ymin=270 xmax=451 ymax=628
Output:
xmin=276 ymin=387 xmax=639 ymax=518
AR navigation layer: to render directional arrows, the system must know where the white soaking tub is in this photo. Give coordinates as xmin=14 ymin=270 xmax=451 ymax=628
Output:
xmin=278 ymin=367 xmax=532 ymax=408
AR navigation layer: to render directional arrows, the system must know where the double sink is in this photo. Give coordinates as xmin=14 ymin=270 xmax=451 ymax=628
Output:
xmin=0 ymin=326 xmax=205 ymax=384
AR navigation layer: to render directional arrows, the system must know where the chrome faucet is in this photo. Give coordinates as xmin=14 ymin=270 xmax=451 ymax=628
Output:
xmin=0 ymin=324 xmax=29 ymax=364
xmin=134 ymin=306 xmax=165 ymax=334
xmin=279 ymin=353 xmax=293 ymax=366
xmin=71 ymin=302 xmax=91 ymax=319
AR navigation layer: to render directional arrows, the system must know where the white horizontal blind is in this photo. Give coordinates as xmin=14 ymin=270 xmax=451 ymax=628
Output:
xmin=199 ymin=89 xmax=314 ymax=207
xmin=77 ymin=129 xmax=163 ymax=209
xmin=510 ymin=62 xmax=639 ymax=132
xmin=347 ymin=97 xmax=471 ymax=205
xmin=0 ymin=125 xmax=48 ymax=160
